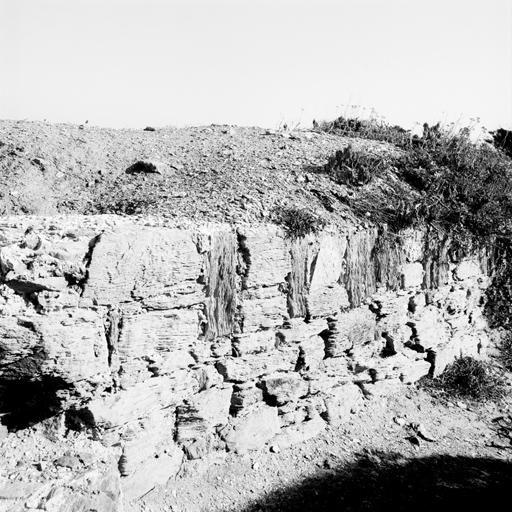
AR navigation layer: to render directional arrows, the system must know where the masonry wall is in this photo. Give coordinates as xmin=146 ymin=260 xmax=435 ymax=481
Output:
xmin=0 ymin=215 xmax=494 ymax=508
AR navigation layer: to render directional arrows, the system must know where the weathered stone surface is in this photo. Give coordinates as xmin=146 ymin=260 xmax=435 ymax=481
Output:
xmin=231 ymin=384 xmax=264 ymax=414
xmin=296 ymin=334 xmax=325 ymax=372
xmin=453 ymin=259 xmax=482 ymax=281
xmin=363 ymin=378 xmax=402 ymax=397
xmin=0 ymin=481 xmax=40 ymax=499
xmin=287 ymin=237 xmax=317 ymax=318
xmin=81 ymin=226 xmax=204 ymax=307
xmin=0 ymin=226 xmax=92 ymax=296
xmin=238 ymin=226 xmax=290 ymax=289
xmin=190 ymin=385 xmax=233 ymax=428
xmin=322 ymin=383 xmax=363 ymax=425
xmin=271 ymin=415 xmax=326 ymax=448
xmin=116 ymin=308 xmax=200 ymax=386
xmin=323 ymin=307 xmax=376 ymax=358
xmin=407 ymin=306 xmax=450 ymax=351
xmin=173 ymin=387 xmax=231 ymax=456
xmin=242 ymin=285 xmax=288 ymax=331
xmin=54 ymin=455 xmax=81 ymax=468
xmin=121 ymin=443 xmax=183 ymax=502
xmin=175 ymin=404 xmax=208 ymax=445
xmin=202 ymin=230 xmax=238 ymax=339
xmin=233 ymin=331 xmax=276 ymax=355
xmin=0 ymin=453 xmax=121 ymax=512
xmin=0 ymin=309 xmax=108 ymax=387
xmin=215 ymin=350 xmax=297 ymax=383
xmin=400 ymin=359 xmax=431 ymax=384
xmin=370 ymin=353 xmax=413 ymax=381
xmin=88 ymin=373 xmax=197 ymax=429
xmin=260 ymin=373 xmax=309 ymax=405
xmin=402 ymin=262 xmax=424 ymax=288
xmin=277 ymin=318 xmax=327 ymax=344
xmin=344 ymin=228 xmax=378 ymax=307
xmin=222 ymin=403 xmax=280 ymax=453
xmin=307 ymin=234 xmax=350 ymax=317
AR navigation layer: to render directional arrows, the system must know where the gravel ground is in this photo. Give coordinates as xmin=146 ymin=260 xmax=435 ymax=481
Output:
xmin=0 ymin=120 xmax=401 ymax=229
xmin=133 ymin=381 xmax=512 ymax=512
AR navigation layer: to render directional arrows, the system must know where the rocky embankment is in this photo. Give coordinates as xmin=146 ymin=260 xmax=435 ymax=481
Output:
xmin=0 ymin=213 xmax=496 ymax=511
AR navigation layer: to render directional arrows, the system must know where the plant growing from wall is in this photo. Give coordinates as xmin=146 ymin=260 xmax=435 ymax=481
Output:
xmin=273 ymin=206 xmax=326 ymax=239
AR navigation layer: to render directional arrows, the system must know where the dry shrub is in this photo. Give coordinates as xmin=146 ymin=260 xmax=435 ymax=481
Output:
xmin=498 ymin=333 xmax=512 ymax=372
xmin=423 ymin=356 xmax=506 ymax=403
xmin=274 ymin=206 xmax=326 ymax=238
xmin=320 ymin=116 xmax=512 ymax=239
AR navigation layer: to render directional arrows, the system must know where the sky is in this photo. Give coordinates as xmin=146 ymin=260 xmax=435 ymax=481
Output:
xmin=0 ymin=0 xmax=511 ymax=132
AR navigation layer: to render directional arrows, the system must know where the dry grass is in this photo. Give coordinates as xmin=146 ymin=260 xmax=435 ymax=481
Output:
xmin=273 ymin=206 xmax=326 ymax=239
xmin=319 ymin=115 xmax=512 ymax=238
xmin=421 ymin=356 xmax=506 ymax=403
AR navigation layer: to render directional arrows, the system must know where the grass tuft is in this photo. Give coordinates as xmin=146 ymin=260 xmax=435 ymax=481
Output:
xmin=273 ymin=206 xmax=326 ymax=239
xmin=421 ymin=356 xmax=506 ymax=403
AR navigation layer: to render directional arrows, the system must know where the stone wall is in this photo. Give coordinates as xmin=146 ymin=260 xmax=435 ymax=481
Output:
xmin=0 ymin=215 xmax=494 ymax=509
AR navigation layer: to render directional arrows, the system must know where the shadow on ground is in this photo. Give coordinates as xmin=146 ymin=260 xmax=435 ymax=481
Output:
xmin=227 ymin=449 xmax=512 ymax=512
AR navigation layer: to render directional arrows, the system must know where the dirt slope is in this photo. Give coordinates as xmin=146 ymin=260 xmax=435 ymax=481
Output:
xmin=0 ymin=120 xmax=400 ymax=226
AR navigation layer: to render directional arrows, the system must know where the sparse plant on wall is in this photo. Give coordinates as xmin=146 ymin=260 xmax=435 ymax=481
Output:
xmin=273 ymin=205 xmax=326 ymax=238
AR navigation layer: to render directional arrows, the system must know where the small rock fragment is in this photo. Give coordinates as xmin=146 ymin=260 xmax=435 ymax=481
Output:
xmin=417 ymin=424 xmax=436 ymax=442
xmin=270 ymin=445 xmax=280 ymax=454
xmin=54 ymin=455 xmax=81 ymax=469
xmin=393 ymin=417 xmax=406 ymax=427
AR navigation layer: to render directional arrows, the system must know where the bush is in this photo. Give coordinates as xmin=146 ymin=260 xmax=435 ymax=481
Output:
xmin=497 ymin=333 xmax=512 ymax=372
xmin=274 ymin=206 xmax=326 ymax=238
xmin=318 ymin=115 xmax=410 ymax=146
xmin=489 ymin=128 xmax=512 ymax=159
xmin=422 ymin=356 xmax=506 ymax=402
xmin=324 ymin=145 xmax=386 ymax=186
xmin=320 ymin=115 xmax=512 ymax=239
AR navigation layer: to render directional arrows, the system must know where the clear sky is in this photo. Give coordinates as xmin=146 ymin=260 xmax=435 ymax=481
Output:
xmin=1 ymin=0 xmax=511 ymax=131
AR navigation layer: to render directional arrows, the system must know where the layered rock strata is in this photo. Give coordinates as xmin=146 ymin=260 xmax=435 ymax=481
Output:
xmin=0 ymin=215 xmax=494 ymax=509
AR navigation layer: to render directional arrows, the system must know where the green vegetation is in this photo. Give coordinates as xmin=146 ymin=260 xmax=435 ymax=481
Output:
xmin=421 ymin=356 xmax=506 ymax=403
